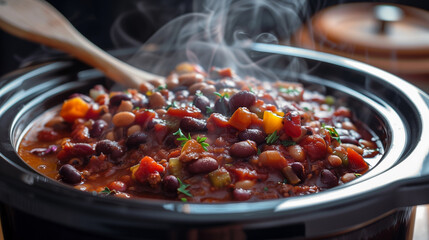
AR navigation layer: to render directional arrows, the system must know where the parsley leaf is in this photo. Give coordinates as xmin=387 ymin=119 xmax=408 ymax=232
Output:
xmin=205 ymin=106 xmax=214 ymax=115
xmin=281 ymin=140 xmax=296 ymax=147
xmin=166 ymin=101 xmax=178 ymax=110
xmin=99 ymin=187 xmax=116 ymax=196
xmin=196 ymin=136 xmax=210 ymax=151
xmin=322 ymin=124 xmax=342 ymax=143
xmin=266 ymin=131 xmax=280 ymax=145
xmin=173 ymin=128 xmax=191 ymax=146
xmin=214 ymin=92 xmax=229 ymax=99
xmin=279 ymin=87 xmax=301 ymax=95
xmin=156 ymin=85 xmax=167 ymax=91
xmin=354 ymin=173 xmax=362 ymax=178
xmin=177 ymin=178 xmax=193 ymax=197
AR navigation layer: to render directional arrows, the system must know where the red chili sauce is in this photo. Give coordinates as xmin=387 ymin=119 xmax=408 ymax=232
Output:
xmin=18 ymin=63 xmax=381 ymax=202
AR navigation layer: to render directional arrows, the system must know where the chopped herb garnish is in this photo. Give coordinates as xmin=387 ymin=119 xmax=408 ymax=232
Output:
xmin=173 ymin=128 xmax=191 ymax=146
xmin=325 ymin=96 xmax=335 ymax=105
xmin=257 ymin=148 xmax=262 ymax=155
xmin=279 ymin=86 xmax=301 ymax=95
xmin=99 ymin=187 xmax=116 ymax=196
xmin=177 ymin=178 xmax=193 ymax=197
xmin=354 ymin=173 xmax=362 ymax=178
xmin=323 ymin=125 xmax=342 ymax=143
xmin=181 ymin=198 xmax=188 ymax=202
xmin=303 ymin=107 xmax=310 ymax=112
xmin=134 ymin=107 xmax=140 ymax=110
xmin=266 ymin=131 xmax=280 ymax=145
xmin=281 ymin=140 xmax=296 ymax=147
xmin=195 ymin=91 xmax=203 ymax=97
xmin=263 ymin=187 xmax=268 ymax=191
xmin=214 ymin=92 xmax=229 ymax=99
xmin=249 ymin=86 xmax=255 ymax=93
xmin=156 ymin=85 xmax=167 ymax=91
xmin=196 ymin=136 xmax=210 ymax=151
xmin=206 ymin=106 xmax=214 ymax=115
xmin=282 ymin=178 xmax=288 ymax=184
xmin=166 ymin=101 xmax=178 ymax=110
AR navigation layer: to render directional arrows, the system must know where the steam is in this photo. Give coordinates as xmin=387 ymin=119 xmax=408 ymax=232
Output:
xmin=122 ymin=0 xmax=308 ymax=81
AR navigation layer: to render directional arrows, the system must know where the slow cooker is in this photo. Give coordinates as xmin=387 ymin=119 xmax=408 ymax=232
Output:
xmin=0 ymin=44 xmax=428 ymax=239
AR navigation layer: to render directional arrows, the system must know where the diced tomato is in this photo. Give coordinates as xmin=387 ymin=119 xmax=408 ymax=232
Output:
xmin=229 ymin=107 xmax=252 ymax=131
xmin=250 ymin=112 xmax=263 ymax=127
xmin=134 ymin=109 xmax=157 ymax=126
xmin=85 ymin=105 xmax=102 ymax=120
xmin=207 ymin=113 xmax=230 ymax=132
xmin=284 ymin=111 xmax=301 ymax=138
xmin=299 ymin=134 xmax=327 ymax=160
xmin=231 ymin=168 xmax=259 ymax=181
xmin=154 ymin=123 xmax=168 ymax=144
xmin=218 ymin=68 xmax=234 ymax=78
xmin=107 ymin=181 xmax=127 ymax=192
xmin=167 ymin=106 xmax=203 ymax=119
xmin=347 ymin=148 xmax=368 ymax=172
xmin=133 ymin=156 xmax=165 ymax=183
xmin=179 ymin=139 xmax=205 ymax=162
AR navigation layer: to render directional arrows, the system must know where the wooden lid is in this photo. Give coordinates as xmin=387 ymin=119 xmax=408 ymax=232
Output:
xmin=294 ymin=3 xmax=429 ymax=75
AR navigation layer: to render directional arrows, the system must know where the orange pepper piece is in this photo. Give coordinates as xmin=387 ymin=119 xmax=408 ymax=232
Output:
xmin=60 ymin=97 xmax=90 ymax=123
xmin=229 ymin=107 xmax=252 ymax=131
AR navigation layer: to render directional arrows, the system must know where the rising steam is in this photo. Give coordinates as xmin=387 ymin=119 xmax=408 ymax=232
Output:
xmin=124 ymin=0 xmax=308 ymax=81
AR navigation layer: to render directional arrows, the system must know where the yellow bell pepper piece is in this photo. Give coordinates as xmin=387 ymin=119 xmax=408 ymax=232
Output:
xmin=263 ymin=111 xmax=283 ymax=134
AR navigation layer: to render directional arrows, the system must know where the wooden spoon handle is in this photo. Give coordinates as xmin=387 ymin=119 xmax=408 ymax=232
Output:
xmin=0 ymin=0 xmax=162 ymax=90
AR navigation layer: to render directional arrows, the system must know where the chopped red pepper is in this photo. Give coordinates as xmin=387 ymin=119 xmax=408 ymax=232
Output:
xmin=284 ymin=111 xmax=301 ymax=138
xmin=167 ymin=106 xmax=203 ymax=119
xmin=347 ymin=148 xmax=368 ymax=172
xmin=133 ymin=156 xmax=165 ymax=183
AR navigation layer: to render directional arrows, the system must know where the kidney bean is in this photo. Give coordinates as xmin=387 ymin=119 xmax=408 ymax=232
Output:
xmin=230 ymin=140 xmax=257 ymax=158
xmin=201 ymin=85 xmax=216 ymax=96
xmin=214 ymin=97 xmax=230 ymax=116
xmin=112 ymin=112 xmax=135 ymax=127
xmin=187 ymin=157 xmax=219 ymax=174
xmin=339 ymin=135 xmax=359 ymax=145
xmin=193 ymin=95 xmax=210 ymax=115
xmin=238 ymin=129 xmax=266 ymax=144
xmin=233 ymin=188 xmax=252 ymax=201
xmin=109 ymin=94 xmax=131 ymax=107
xmin=126 ymin=132 xmax=148 ymax=148
xmin=288 ymin=145 xmax=306 ymax=162
xmin=178 ymin=72 xmax=204 ymax=86
xmin=59 ymin=164 xmax=82 ymax=184
xmin=215 ymin=79 xmax=236 ymax=90
xmin=90 ymin=119 xmax=108 ymax=138
xmin=163 ymin=175 xmax=179 ymax=194
xmin=149 ymin=92 xmax=166 ymax=109
xmin=229 ymin=91 xmax=256 ymax=112
xmin=328 ymin=155 xmax=343 ymax=167
xmin=71 ymin=143 xmax=95 ymax=157
xmin=180 ymin=117 xmax=207 ymax=132
xmin=127 ymin=125 xmax=141 ymax=136
xmin=175 ymin=90 xmax=189 ymax=101
xmin=96 ymin=140 xmax=124 ymax=158
xmin=320 ymin=169 xmax=338 ymax=188
xmin=189 ymin=82 xmax=207 ymax=95
xmin=341 ymin=173 xmax=357 ymax=183
xmin=166 ymin=73 xmax=179 ymax=90
xmin=117 ymin=100 xmax=133 ymax=112
xmin=291 ymin=162 xmax=305 ymax=181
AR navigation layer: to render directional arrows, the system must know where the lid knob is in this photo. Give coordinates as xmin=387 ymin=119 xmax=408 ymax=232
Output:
xmin=374 ymin=5 xmax=404 ymax=34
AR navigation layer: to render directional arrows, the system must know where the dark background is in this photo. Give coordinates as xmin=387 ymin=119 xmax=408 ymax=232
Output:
xmin=1 ymin=0 xmax=428 ymax=76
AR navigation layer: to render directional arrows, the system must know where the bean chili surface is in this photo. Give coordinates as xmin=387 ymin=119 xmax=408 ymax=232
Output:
xmin=18 ymin=63 xmax=381 ymax=202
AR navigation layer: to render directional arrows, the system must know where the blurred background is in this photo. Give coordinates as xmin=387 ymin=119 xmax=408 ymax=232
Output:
xmin=1 ymin=0 xmax=428 ymax=80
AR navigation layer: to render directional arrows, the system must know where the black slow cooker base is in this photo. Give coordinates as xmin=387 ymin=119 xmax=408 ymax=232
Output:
xmin=0 ymin=203 xmax=414 ymax=240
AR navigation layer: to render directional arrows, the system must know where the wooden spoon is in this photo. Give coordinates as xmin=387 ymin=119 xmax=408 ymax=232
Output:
xmin=0 ymin=0 xmax=164 ymax=91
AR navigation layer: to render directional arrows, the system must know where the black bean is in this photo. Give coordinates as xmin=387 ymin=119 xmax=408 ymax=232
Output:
xmin=59 ymin=164 xmax=82 ymax=184
xmin=90 ymin=119 xmax=108 ymax=138
xmin=214 ymin=97 xmax=230 ymax=116
xmin=95 ymin=140 xmax=124 ymax=158
xmin=238 ymin=129 xmax=266 ymax=144
xmin=146 ymin=118 xmax=164 ymax=130
xmin=320 ymin=169 xmax=338 ymax=188
xmin=180 ymin=117 xmax=207 ymax=132
xmin=187 ymin=157 xmax=219 ymax=174
xmin=230 ymin=140 xmax=257 ymax=158
xmin=163 ymin=175 xmax=179 ymax=195
xmin=229 ymin=91 xmax=256 ymax=112
xmin=233 ymin=188 xmax=251 ymax=201
xmin=109 ymin=94 xmax=131 ymax=107
xmin=291 ymin=162 xmax=305 ymax=181
xmin=340 ymin=136 xmax=359 ymax=145
xmin=193 ymin=95 xmax=210 ymax=115
xmin=126 ymin=132 xmax=148 ymax=148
